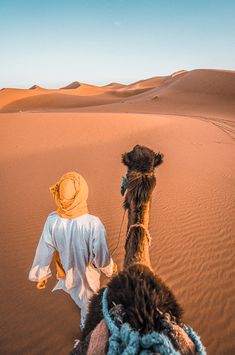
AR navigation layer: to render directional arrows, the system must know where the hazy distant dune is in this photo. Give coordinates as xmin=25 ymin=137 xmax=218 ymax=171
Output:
xmin=102 ymin=82 xmax=126 ymax=89
xmin=60 ymin=81 xmax=81 ymax=89
xmin=29 ymin=85 xmax=44 ymax=90
xmin=0 ymin=93 xmax=120 ymax=112
xmin=124 ymin=75 xmax=169 ymax=90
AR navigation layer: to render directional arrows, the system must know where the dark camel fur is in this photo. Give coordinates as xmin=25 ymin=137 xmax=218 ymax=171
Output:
xmin=71 ymin=145 xmax=185 ymax=355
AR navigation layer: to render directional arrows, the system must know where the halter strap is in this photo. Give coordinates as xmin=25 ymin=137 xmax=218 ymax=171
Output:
xmin=127 ymin=223 xmax=152 ymax=246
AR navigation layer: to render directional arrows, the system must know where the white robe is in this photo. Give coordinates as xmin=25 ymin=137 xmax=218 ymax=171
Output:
xmin=29 ymin=212 xmax=114 ymax=323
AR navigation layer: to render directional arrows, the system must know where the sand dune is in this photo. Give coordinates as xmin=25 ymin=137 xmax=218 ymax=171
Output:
xmin=121 ymin=75 xmax=169 ymax=90
xmin=60 ymin=82 xmax=106 ymax=96
xmin=166 ymin=69 xmax=235 ymax=96
xmin=1 ymin=70 xmax=234 ymax=119
xmin=77 ymin=69 xmax=235 ymax=138
xmin=0 ymin=93 xmax=121 ymax=112
xmin=102 ymin=82 xmax=126 ymax=89
xmin=0 ymin=73 xmax=173 ymax=112
xmin=104 ymin=76 xmax=170 ymax=98
xmin=0 ymin=87 xmax=113 ymax=112
xmin=0 ymin=70 xmax=235 ymax=354
xmin=0 ymin=81 xmax=126 ymax=111
xmin=171 ymin=69 xmax=188 ymax=77
xmin=0 ymin=87 xmax=50 ymax=109
xmin=115 ymin=69 xmax=235 ymax=115
xmin=29 ymin=85 xmax=44 ymax=90
xmin=61 ymin=81 xmax=82 ymax=89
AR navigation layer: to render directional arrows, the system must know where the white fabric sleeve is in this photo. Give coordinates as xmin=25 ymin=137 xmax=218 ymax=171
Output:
xmin=92 ymin=219 xmax=114 ymax=277
xmin=28 ymin=217 xmax=55 ymax=282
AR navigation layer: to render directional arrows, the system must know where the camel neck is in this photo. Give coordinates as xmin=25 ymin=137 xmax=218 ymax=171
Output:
xmin=124 ymin=201 xmax=152 ymax=269
xmin=127 ymin=202 xmax=150 ymax=230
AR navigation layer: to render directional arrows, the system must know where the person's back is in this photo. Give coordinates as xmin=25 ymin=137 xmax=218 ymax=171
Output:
xmin=29 ymin=171 xmax=114 ymax=327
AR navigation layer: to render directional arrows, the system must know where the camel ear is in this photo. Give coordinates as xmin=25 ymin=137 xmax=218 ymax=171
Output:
xmin=154 ymin=153 xmax=163 ymax=167
xmin=122 ymin=152 xmax=131 ymax=167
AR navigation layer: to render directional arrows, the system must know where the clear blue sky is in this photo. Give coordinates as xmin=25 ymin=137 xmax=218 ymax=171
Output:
xmin=0 ymin=0 xmax=234 ymax=88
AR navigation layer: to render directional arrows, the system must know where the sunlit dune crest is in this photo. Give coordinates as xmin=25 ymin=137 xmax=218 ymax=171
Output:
xmin=29 ymin=85 xmax=44 ymax=90
xmin=102 ymin=82 xmax=126 ymax=88
xmin=60 ymin=81 xmax=81 ymax=89
xmin=171 ymin=69 xmax=188 ymax=77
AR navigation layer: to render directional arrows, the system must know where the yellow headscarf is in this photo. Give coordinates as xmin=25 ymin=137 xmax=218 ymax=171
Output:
xmin=50 ymin=171 xmax=89 ymax=218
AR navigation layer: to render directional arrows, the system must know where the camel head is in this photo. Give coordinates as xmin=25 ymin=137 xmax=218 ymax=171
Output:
xmin=121 ymin=145 xmax=163 ymax=208
xmin=122 ymin=144 xmax=163 ymax=173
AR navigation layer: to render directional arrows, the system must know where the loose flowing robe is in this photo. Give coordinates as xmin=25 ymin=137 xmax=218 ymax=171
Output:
xmin=29 ymin=212 xmax=114 ymax=323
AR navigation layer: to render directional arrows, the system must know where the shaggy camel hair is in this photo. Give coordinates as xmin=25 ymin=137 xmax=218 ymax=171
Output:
xmin=71 ymin=145 xmax=196 ymax=355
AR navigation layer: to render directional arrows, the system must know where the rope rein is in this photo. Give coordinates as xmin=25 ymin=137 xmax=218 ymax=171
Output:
xmin=111 ymin=213 xmax=152 ymax=257
xmin=111 ymin=209 xmax=126 ymax=256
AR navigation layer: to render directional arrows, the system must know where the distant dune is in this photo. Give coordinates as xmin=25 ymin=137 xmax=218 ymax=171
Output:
xmin=0 ymin=93 xmax=120 ymax=112
xmin=124 ymin=75 xmax=170 ymax=90
xmin=104 ymin=75 xmax=171 ymax=98
xmin=162 ymin=69 xmax=235 ymax=96
xmin=1 ymin=70 xmax=234 ymax=119
xmin=102 ymin=82 xmax=126 ymax=89
xmin=60 ymin=81 xmax=81 ymax=89
xmin=118 ymin=69 xmax=235 ymax=133
xmin=76 ymin=69 xmax=235 ymax=139
xmin=29 ymin=85 xmax=44 ymax=90
xmin=171 ymin=69 xmax=188 ymax=77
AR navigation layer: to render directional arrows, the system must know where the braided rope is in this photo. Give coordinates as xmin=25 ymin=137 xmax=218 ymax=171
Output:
xmin=102 ymin=288 xmax=206 ymax=355
xmin=184 ymin=326 xmax=206 ymax=355
xmin=126 ymin=223 xmax=152 ymax=246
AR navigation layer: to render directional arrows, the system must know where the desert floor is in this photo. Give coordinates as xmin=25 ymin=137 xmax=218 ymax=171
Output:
xmin=0 ymin=110 xmax=234 ymax=354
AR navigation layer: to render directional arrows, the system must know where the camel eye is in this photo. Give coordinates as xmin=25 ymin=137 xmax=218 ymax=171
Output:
xmin=122 ymin=152 xmax=131 ymax=167
xmin=154 ymin=153 xmax=163 ymax=167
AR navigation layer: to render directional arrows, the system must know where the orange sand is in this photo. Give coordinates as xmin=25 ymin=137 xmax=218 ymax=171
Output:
xmin=0 ymin=70 xmax=235 ymax=354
